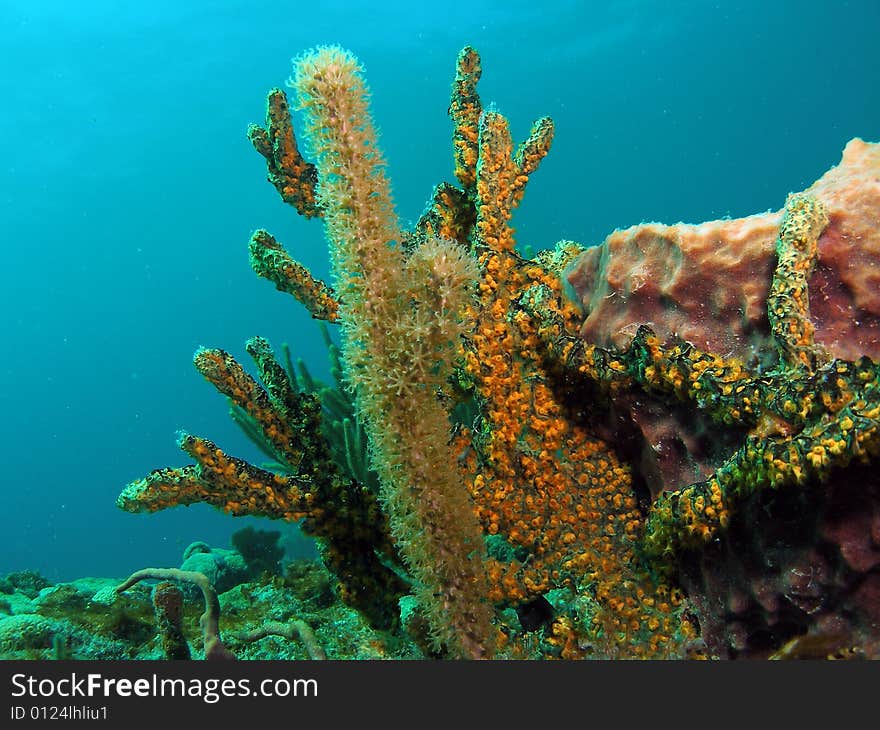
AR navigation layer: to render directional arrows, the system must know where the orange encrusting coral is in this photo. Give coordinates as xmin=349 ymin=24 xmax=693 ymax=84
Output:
xmin=768 ymin=192 xmax=830 ymax=370
xmin=414 ymin=182 xmax=475 ymax=247
xmin=193 ymin=346 xmax=305 ymax=467
xmin=249 ymin=229 xmax=340 ymax=322
xmin=448 ymin=46 xmax=482 ymax=191
xmin=463 ymin=249 xmax=692 ymax=657
xmin=117 ymin=433 xmax=318 ymax=523
xmin=248 ymin=88 xmax=322 ymax=218
xmin=442 ymin=49 xmax=693 ymax=657
xmin=119 ymin=333 xmax=408 ymax=630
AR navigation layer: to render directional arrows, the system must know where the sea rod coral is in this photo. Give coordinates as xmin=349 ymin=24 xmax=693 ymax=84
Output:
xmin=118 ymin=44 xmax=880 ymax=659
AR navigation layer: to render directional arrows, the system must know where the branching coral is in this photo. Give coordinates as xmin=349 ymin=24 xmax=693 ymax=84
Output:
xmin=119 ymin=44 xmax=879 ymax=659
xmin=231 ymin=323 xmax=378 ymax=493
xmin=117 ymin=338 xmax=407 ymax=630
xmin=119 ymin=43 xmax=701 ymax=659
xmin=247 ymin=88 xmax=322 ymax=218
xmin=248 ymin=229 xmax=339 ymax=322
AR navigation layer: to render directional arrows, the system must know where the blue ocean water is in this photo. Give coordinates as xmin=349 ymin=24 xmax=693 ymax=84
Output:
xmin=1 ymin=0 xmax=878 ymax=582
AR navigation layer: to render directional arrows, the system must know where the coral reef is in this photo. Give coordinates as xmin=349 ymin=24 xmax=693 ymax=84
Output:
xmin=0 ymin=559 xmax=419 ymax=660
xmin=113 ymin=44 xmax=880 ymax=659
xmin=0 ymin=574 xmax=157 ymax=660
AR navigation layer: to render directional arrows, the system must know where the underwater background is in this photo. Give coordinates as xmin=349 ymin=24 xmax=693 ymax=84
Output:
xmin=2 ymin=0 xmax=879 ymax=584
